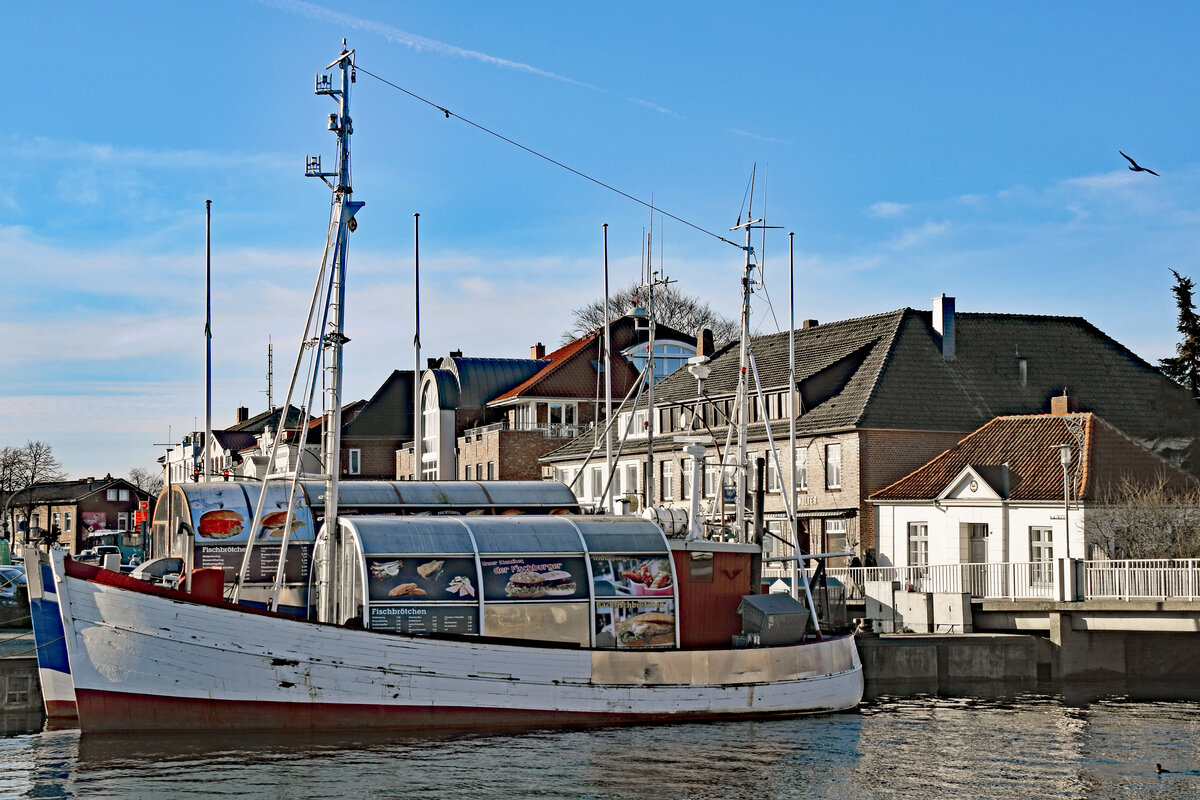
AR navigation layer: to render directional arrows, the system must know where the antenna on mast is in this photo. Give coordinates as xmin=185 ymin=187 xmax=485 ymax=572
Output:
xmin=261 ymin=337 xmax=274 ymax=411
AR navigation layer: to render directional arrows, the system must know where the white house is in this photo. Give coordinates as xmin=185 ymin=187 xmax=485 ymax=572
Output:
xmin=870 ymin=410 xmax=1199 ymax=573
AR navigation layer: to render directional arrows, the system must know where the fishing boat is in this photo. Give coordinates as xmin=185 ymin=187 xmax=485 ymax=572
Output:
xmin=21 ymin=546 xmax=76 ymax=720
xmin=49 ymin=43 xmax=862 ymax=734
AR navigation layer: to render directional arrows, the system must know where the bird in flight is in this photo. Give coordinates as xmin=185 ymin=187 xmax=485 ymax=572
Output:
xmin=1120 ymin=151 xmax=1160 ymax=176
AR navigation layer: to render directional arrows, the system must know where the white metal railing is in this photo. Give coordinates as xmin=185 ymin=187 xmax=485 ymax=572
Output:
xmin=826 ymin=559 xmax=1200 ymax=602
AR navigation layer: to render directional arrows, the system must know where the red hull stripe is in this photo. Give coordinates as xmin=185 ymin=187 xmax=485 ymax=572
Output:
xmin=44 ymin=700 xmax=78 ymax=719
xmin=74 ymin=689 xmax=804 ymax=733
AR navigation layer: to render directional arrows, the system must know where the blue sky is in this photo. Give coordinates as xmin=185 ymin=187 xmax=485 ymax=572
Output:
xmin=3 ymin=1 xmax=1199 ymax=478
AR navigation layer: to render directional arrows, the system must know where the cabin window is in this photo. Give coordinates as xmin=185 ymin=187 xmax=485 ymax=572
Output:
xmin=348 ymin=448 xmax=361 ymax=475
xmin=907 ymin=522 xmax=928 ymax=568
xmin=660 ymin=460 xmax=673 ymax=500
xmin=825 ymin=443 xmax=842 ymax=489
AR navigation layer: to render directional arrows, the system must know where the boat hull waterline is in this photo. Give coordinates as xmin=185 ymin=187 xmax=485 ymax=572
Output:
xmin=52 ymin=553 xmax=862 ymax=733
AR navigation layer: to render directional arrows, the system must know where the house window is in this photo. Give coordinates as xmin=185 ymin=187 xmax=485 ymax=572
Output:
xmin=118 ymin=512 xmax=130 ymax=532
xmin=591 ymin=467 xmax=604 ymax=500
xmin=1017 ymin=358 xmax=1028 ymax=388
xmin=5 ymin=675 xmax=30 ymax=706
xmin=106 ymin=489 xmax=118 ymax=501
xmin=421 ymin=383 xmax=439 ymax=476
xmin=624 ymin=463 xmax=639 ymax=499
xmin=465 ymin=464 xmax=473 ymax=480
xmin=681 ymin=458 xmax=694 ymax=500
xmin=907 ymin=522 xmax=929 ymax=568
xmin=825 ymin=443 xmax=842 ymax=489
xmin=64 ymin=512 xmax=72 ymax=532
xmin=119 ymin=489 xmax=130 ymax=501
xmin=660 ymin=460 xmax=674 ymax=501
xmin=704 ymin=457 xmax=721 ymax=498
xmin=348 ymin=448 xmax=361 ymax=475
xmin=487 ymin=462 xmax=495 ymax=480
xmin=796 ymin=449 xmax=808 ymax=492
xmin=766 ymin=456 xmax=780 ymax=493
xmin=1030 ymin=527 xmax=1053 ymax=585
xmin=825 ymin=519 xmax=848 ymax=561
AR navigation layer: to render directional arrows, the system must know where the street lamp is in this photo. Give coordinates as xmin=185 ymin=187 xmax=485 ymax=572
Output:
xmin=1058 ymin=444 xmax=1072 ymax=561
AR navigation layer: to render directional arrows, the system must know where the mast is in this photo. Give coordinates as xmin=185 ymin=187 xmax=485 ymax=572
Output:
xmin=413 ymin=213 xmax=422 ymax=480
xmin=603 ymin=224 xmax=613 ymax=513
xmin=788 ymin=232 xmax=800 ymax=600
xmin=204 ymin=199 xmax=213 ymax=484
xmin=730 ymin=216 xmax=757 ymax=542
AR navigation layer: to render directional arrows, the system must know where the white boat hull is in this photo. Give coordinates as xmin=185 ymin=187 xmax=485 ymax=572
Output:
xmin=22 ymin=548 xmax=77 ymax=719
xmin=52 ymin=552 xmax=862 ymax=733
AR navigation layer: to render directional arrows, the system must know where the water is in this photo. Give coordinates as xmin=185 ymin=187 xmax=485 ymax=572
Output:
xmin=2 ymin=697 xmax=1198 ymax=799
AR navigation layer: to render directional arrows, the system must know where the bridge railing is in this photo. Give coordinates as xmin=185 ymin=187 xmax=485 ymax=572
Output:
xmin=826 ymin=559 xmax=1200 ymax=602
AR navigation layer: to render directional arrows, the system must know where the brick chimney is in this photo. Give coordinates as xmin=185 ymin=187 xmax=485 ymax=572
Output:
xmin=1050 ymin=391 xmax=1079 ymax=415
xmin=697 ymin=328 xmax=715 ymax=358
xmin=802 ymin=319 xmax=819 ymax=329
xmin=236 ymin=406 xmax=249 ymax=424
xmin=531 ymin=342 xmax=546 ymax=359
xmin=932 ymin=294 xmax=956 ymax=360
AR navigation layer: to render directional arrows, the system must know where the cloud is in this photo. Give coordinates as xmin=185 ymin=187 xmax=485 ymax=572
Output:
xmin=727 ymin=128 xmax=793 ymax=146
xmin=868 ymin=201 xmax=910 ymax=219
xmin=260 ymin=0 xmax=597 ymax=89
xmin=887 ymin=221 xmax=951 ymax=251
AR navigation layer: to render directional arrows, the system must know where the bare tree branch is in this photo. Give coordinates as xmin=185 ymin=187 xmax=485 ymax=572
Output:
xmin=563 ymin=281 xmax=738 ymax=345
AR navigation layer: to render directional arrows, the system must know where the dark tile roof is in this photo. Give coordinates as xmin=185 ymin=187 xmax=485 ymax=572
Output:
xmin=343 ymin=370 xmax=416 ymax=438
xmin=9 ymin=476 xmax=148 ymax=505
xmin=542 ymin=306 xmax=1200 ymax=471
xmin=871 ymin=413 xmax=1199 ymax=502
xmin=228 ymin=405 xmax=306 ymax=434
xmin=439 ymin=357 xmax=545 ymax=409
xmin=212 ymin=430 xmax=258 ymax=454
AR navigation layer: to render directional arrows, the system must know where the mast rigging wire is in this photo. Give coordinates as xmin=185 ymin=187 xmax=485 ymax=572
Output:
xmin=354 ymin=65 xmax=742 ymax=251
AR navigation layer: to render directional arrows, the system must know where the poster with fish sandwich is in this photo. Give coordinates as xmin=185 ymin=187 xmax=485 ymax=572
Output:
xmin=366 ymin=556 xmax=479 ymax=602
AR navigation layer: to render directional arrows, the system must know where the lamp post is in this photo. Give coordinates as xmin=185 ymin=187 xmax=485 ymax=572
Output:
xmin=1058 ymin=444 xmax=1072 ymax=561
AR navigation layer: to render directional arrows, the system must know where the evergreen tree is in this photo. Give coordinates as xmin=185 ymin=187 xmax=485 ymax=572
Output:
xmin=1160 ymin=269 xmax=1200 ymax=400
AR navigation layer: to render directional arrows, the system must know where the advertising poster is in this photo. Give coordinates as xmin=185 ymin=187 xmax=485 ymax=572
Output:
xmin=81 ymin=512 xmax=106 ymax=534
xmin=366 ymin=556 xmax=479 ymax=602
xmin=368 ymin=604 xmax=478 ymax=635
xmin=590 ymin=556 xmax=675 ymax=599
xmin=594 ymin=599 xmax=676 ymax=649
xmin=478 ymin=556 xmax=589 ymax=601
xmin=185 ymin=486 xmax=316 ymax=544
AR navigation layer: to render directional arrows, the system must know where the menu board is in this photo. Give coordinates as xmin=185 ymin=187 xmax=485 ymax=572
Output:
xmin=195 ymin=543 xmax=311 ymax=583
xmin=594 ymin=599 xmax=677 ymax=649
xmin=478 ymin=556 xmax=589 ymax=602
xmin=366 ymin=556 xmax=479 ymax=602
xmin=369 ymin=604 xmax=478 ymax=635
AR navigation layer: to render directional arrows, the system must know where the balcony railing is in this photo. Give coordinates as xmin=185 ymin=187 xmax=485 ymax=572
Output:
xmin=460 ymin=421 xmax=590 ymax=441
xmin=814 ymin=559 xmax=1200 ymax=602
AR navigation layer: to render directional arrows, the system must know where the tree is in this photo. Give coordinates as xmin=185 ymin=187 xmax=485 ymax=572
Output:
xmin=128 ymin=466 xmax=164 ymax=497
xmin=3 ymin=441 xmax=66 ymax=544
xmin=562 ymin=281 xmax=739 ymax=345
xmin=1159 ymin=269 xmax=1200 ymax=400
xmin=1084 ymin=474 xmax=1200 ymax=559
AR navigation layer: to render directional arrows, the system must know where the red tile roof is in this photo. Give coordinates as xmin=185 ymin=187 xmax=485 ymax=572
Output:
xmin=491 ymin=332 xmax=611 ymax=402
xmin=871 ymin=413 xmax=1198 ymax=502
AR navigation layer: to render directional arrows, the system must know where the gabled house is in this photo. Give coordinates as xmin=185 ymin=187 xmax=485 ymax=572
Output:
xmin=4 ymin=476 xmax=154 ymax=555
xmin=540 ymin=295 xmax=1200 ymax=564
xmin=869 ymin=410 xmax=1200 ymax=571
xmin=397 ymin=314 xmax=696 ymax=481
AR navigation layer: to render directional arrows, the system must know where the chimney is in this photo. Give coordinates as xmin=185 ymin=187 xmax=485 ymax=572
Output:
xmin=802 ymin=319 xmax=819 ymax=329
xmin=449 ymin=349 xmax=463 ymax=359
xmin=236 ymin=406 xmax=249 ymax=424
xmin=1050 ymin=390 xmax=1078 ymax=416
xmin=697 ymin=328 xmax=715 ymax=358
xmin=932 ymin=294 xmax=956 ymax=360
xmin=427 ymin=357 xmax=440 ymax=369
xmin=531 ymin=342 xmax=546 ymax=359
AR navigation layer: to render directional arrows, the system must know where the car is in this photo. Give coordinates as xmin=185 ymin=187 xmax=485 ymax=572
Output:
xmin=0 ymin=564 xmax=27 ymax=605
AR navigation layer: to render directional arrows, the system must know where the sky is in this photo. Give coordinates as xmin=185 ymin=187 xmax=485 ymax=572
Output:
xmin=3 ymin=1 xmax=1199 ymax=479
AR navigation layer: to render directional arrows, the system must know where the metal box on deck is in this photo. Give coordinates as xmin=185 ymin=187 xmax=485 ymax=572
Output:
xmin=736 ymin=593 xmax=810 ymax=645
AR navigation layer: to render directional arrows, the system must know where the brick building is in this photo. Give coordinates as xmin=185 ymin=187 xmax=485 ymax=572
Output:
xmin=4 ymin=476 xmax=154 ymax=555
xmin=541 ymin=295 xmax=1200 ymax=562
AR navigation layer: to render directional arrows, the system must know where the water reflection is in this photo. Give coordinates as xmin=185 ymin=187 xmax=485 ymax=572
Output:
xmin=3 ymin=698 xmax=1199 ymax=799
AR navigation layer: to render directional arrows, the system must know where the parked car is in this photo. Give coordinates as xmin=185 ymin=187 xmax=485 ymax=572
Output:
xmin=0 ymin=564 xmax=27 ymax=606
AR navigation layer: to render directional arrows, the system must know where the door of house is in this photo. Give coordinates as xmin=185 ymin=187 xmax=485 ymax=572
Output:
xmin=966 ymin=523 xmax=988 ymax=596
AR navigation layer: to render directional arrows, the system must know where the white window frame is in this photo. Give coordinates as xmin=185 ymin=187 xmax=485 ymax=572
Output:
xmin=660 ymin=460 xmax=673 ymax=501
xmin=348 ymin=448 xmax=362 ymax=475
xmin=796 ymin=449 xmax=808 ymax=492
xmin=825 ymin=443 xmax=842 ymax=490
xmin=907 ymin=522 xmax=929 ymax=568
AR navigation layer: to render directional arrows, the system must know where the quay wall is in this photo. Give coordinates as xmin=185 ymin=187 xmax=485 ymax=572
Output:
xmin=858 ymin=628 xmax=1200 ymax=700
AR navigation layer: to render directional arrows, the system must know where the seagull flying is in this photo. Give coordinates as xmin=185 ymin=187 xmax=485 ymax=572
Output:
xmin=1120 ymin=151 xmax=1160 ymax=176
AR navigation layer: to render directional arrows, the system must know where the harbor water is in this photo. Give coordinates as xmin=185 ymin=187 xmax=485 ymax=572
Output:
xmin=2 ymin=696 xmax=1198 ymax=799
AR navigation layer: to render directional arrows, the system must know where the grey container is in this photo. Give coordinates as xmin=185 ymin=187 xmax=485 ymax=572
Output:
xmin=737 ymin=593 xmax=811 ymax=645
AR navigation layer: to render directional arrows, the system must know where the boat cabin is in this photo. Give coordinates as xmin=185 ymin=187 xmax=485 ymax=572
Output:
xmin=316 ymin=514 xmax=763 ymax=649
